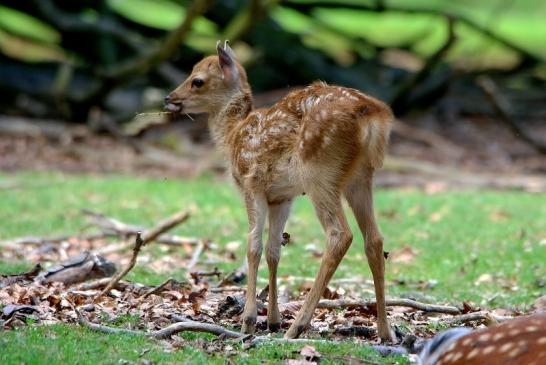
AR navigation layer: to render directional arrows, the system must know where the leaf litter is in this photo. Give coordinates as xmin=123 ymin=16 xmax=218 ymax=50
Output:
xmin=0 ymin=209 xmax=540 ymax=363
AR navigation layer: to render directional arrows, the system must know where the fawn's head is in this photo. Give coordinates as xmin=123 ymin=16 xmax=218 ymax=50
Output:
xmin=165 ymin=41 xmax=250 ymax=115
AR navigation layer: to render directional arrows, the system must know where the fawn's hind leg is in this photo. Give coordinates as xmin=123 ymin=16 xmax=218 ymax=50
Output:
xmin=285 ymin=187 xmax=353 ymax=339
xmin=344 ymin=166 xmax=394 ymax=342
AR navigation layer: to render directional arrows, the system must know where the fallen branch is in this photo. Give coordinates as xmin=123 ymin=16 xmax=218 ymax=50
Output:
xmin=443 ymin=311 xmax=513 ymax=326
xmin=95 ymin=232 xmax=144 ymax=299
xmin=77 ymin=308 xmax=241 ymax=339
xmin=72 ymin=278 xmax=147 ymax=292
xmin=79 ymin=310 xmax=346 ymax=347
xmin=280 ymin=298 xmax=461 ymax=315
xmin=0 ymin=233 xmax=107 ymax=249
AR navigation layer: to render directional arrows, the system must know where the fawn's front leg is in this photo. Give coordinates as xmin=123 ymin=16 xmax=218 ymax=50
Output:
xmin=265 ymin=200 xmax=292 ymax=332
xmin=241 ymin=194 xmax=267 ymax=334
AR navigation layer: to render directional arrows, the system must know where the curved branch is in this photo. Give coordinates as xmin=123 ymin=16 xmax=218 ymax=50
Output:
xmin=391 ymin=16 xmax=456 ymax=113
xmin=478 ymin=76 xmax=546 ymax=154
xmin=99 ymin=0 xmax=212 ymax=81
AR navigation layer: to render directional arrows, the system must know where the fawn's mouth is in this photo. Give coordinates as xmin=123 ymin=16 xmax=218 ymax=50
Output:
xmin=164 ymin=102 xmax=182 ymax=113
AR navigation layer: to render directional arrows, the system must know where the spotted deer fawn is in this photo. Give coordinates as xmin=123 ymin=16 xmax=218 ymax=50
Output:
xmin=165 ymin=41 xmax=394 ymax=340
xmin=419 ymin=312 xmax=546 ymax=365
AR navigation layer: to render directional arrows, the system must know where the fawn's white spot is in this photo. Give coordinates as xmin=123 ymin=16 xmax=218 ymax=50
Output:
xmin=323 ymin=135 xmax=332 ymax=146
xmin=319 ymin=109 xmax=328 ymax=121
xmin=467 ymin=348 xmax=480 ymax=359
xmin=493 ymin=332 xmax=505 ymax=341
xmin=510 ymin=329 xmax=521 ymax=336
xmin=451 ymin=352 xmax=464 ymax=361
xmin=479 ymin=334 xmax=491 ymax=342
xmin=499 ymin=342 xmax=515 ymax=353
xmin=241 ymin=150 xmax=257 ymax=160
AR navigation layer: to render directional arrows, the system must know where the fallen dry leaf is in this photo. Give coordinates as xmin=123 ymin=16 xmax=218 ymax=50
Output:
xmin=390 ymin=246 xmax=419 ymax=264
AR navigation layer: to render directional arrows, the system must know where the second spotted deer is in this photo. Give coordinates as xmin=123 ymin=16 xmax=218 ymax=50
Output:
xmin=165 ymin=42 xmax=394 ymax=340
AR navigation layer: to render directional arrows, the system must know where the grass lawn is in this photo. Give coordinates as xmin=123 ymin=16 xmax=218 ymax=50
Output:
xmin=1 ymin=171 xmax=545 ymax=364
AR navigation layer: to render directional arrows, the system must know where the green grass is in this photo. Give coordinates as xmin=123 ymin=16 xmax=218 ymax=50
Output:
xmin=0 ymin=324 xmax=407 ymax=365
xmin=1 ymin=171 xmax=546 ymax=364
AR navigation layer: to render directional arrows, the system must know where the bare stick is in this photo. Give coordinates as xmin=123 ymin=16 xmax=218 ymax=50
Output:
xmin=444 ymin=311 xmax=513 ymax=325
xmin=138 ymin=278 xmax=176 ymax=299
xmin=0 ymin=233 xmax=107 ymax=249
xmin=95 ymin=232 xmax=144 ymax=299
xmin=186 ymin=240 xmax=207 ymax=273
xmin=140 ymin=211 xmax=191 ymax=245
xmin=280 ymin=298 xmax=461 ymax=315
xmin=84 ymin=209 xmax=197 ymax=253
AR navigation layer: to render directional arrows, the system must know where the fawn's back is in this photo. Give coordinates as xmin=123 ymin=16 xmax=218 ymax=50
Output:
xmin=226 ymin=81 xmax=392 ymax=203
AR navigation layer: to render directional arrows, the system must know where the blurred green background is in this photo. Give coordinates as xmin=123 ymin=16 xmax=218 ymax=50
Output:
xmin=1 ymin=0 xmax=545 ymax=123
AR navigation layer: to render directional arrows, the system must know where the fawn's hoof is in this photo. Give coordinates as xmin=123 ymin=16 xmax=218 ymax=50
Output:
xmin=241 ymin=316 xmax=256 ymax=334
xmin=284 ymin=323 xmax=306 ymax=339
xmin=378 ymin=326 xmax=396 ymax=343
xmin=268 ymin=322 xmax=281 ymax=332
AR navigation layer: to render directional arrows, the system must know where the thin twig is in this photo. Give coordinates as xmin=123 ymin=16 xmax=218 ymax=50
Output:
xmin=95 ymin=232 xmax=144 ymax=300
xmin=186 ymin=240 xmax=207 ymax=273
xmin=138 ymin=278 xmax=176 ymax=299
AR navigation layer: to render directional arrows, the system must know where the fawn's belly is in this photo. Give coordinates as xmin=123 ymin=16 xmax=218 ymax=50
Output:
xmin=264 ymin=155 xmax=305 ymax=205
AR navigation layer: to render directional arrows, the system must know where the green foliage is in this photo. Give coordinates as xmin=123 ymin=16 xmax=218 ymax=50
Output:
xmin=0 ymin=5 xmax=60 ymax=44
xmin=106 ymin=0 xmax=217 ymax=34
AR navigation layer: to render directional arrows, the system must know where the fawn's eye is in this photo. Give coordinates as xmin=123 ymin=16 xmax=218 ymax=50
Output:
xmin=191 ymin=78 xmax=204 ymax=88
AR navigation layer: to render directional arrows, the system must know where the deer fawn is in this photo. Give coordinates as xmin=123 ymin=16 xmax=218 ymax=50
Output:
xmin=165 ymin=41 xmax=394 ymax=340
xmin=419 ymin=312 xmax=546 ymax=365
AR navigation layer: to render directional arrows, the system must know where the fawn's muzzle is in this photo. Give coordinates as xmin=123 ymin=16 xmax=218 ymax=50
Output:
xmin=164 ymin=95 xmax=183 ymax=113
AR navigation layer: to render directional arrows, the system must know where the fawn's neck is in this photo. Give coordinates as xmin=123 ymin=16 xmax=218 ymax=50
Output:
xmin=208 ymin=90 xmax=253 ymax=149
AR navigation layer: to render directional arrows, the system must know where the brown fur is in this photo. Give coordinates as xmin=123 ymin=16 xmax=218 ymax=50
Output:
xmin=166 ymin=43 xmax=394 ymax=340
xmin=428 ymin=313 xmax=546 ymax=365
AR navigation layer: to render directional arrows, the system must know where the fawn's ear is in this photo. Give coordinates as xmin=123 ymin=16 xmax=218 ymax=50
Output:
xmin=216 ymin=40 xmax=240 ymax=88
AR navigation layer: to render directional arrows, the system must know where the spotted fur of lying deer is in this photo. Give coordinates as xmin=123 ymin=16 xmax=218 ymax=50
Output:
xmin=419 ymin=312 xmax=546 ymax=365
xmin=165 ymin=41 xmax=394 ymax=340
